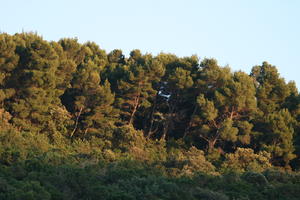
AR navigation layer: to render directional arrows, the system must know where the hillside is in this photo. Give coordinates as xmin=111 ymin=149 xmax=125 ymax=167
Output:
xmin=0 ymin=32 xmax=300 ymax=199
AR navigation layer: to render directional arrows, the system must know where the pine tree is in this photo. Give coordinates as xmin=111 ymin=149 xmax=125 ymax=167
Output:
xmin=263 ymin=109 xmax=296 ymax=167
xmin=8 ymin=33 xmax=61 ymax=133
xmin=58 ymin=38 xmax=86 ymax=65
xmin=0 ymin=34 xmax=19 ymax=106
xmin=61 ymin=59 xmax=116 ymax=138
xmin=154 ymin=53 xmax=197 ymax=140
xmin=251 ymin=62 xmax=290 ymax=114
xmin=189 ymin=59 xmax=257 ymax=152
xmin=113 ymin=50 xmax=164 ymax=127
xmin=251 ymin=62 xmax=297 ymax=167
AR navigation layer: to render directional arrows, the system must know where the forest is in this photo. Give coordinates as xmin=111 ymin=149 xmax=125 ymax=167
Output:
xmin=0 ymin=32 xmax=300 ymax=200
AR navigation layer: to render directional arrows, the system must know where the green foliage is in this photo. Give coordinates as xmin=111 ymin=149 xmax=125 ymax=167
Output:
xmin=192 ymin=187 xmax=229 ymax=200
xmin=241 ymin=172 xmax=269 ymax=187
xmin=0 ymin=32 xmax=299 ymax=199
xmin=189 ymin=60 xmax=258 ymax=153
xmin=251 ymin=62 xmax=290 ymax=114
xmin=0 ymin=34 xmax=19 ymax=103
xmin=251 ymin=62 xmax=297 ymax=167
xmin=221 ymin=148 xmax=272 ymax=173
xmin=166 ymin=146 xmax=216 ymax=176
xmin=112 ymin=50 xmax=165 ymax=126
xmin=263 ymin=109 xmax=296 ymax=166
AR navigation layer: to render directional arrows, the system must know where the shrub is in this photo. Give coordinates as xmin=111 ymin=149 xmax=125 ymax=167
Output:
xmin=241 ymin=172 xmax=269 ymax=187
xmin=221 ymin=148 xmax=272 ymax=173
xmin=192 ymin=187 xmax=229 ymax=200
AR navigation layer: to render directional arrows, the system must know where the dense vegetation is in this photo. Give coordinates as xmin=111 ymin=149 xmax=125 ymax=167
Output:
xmin=0 ymin=32 xmax=299 ymax=199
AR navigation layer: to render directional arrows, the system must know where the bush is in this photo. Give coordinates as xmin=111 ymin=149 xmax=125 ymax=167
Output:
xmin=263 ymin=169 xmax=292 ymax=183
xmin=241 ymin=172 xmax=269 ymax=187
xmin=166 ymin=146 xmax=216 ymax=176
xmin=192 ymin=187 xmax=229 ymax=200
xmin=221 ymin=148 xmax=272 ymax=173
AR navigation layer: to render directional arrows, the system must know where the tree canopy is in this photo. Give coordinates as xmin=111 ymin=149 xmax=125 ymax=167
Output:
xmin=0 ymin=32 xmax=300 ymax=200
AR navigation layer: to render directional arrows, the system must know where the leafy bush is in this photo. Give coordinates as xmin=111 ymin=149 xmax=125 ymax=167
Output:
xmin=192 ymin=187 xmax=229 ymax=200
xmin=221 ymin=148 xmax=272 ymax=173
xmin=241 ymin=172 xmax=269 ymax=187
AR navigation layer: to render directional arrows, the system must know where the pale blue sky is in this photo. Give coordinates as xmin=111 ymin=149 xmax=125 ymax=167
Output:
xmin=1 ymin=0 xmax=300 ymax=88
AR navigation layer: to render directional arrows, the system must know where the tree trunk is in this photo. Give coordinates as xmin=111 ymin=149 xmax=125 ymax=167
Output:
xmin=128 ymin=92 xmax=140 ymax=125
xmin=208 ymin=139 xmax=217 ymax=152
xmin=161 ymin=93 xmax=178 ymax=140
xmin=183 ymin=105 xmax=197 ymax=138
xmin=70 ymin=106 xmax=83 ymax=137
xmin=147 ymin=91 xmax=158 ymax=138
